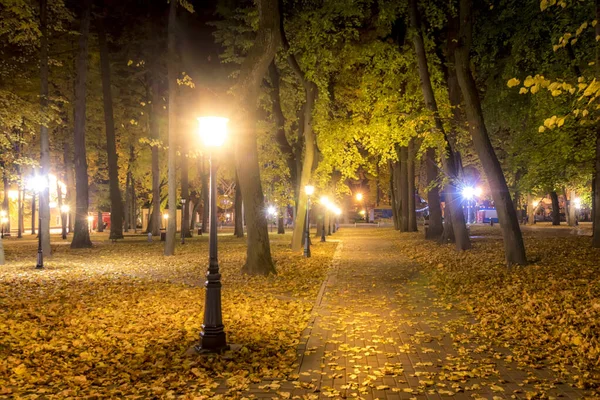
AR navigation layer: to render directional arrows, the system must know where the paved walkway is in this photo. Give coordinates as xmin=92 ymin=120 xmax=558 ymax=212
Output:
xmin=239 ymin=229 xmax=587 ymax=399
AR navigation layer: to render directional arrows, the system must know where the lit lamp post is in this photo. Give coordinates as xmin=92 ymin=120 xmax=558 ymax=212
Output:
xmin=195 ymin=116 xmax=229 ymax=353
xmin=356 ymin=192 xmax=369 ymax=222
xmin=304 ymin=185 xmax=314 ymax=257
xmin=60 ymin=205 xmax=70 ymax=239
xmin=181 ymin=199 xmax=186 ymax=245
xmin=267 ymin=206 xmax=276 ymax=232
xmin=333 ymin=207 xmax=341 ymax=233
xmin=27 ymin=175 xmax=48 ymax=269
xmin=87 ymin=215 xmax=94 ymax=233
xmin=0 ymin=210 xmax=6 ymax=239
xmin=461 ymin=186 xmax=482 ymax=224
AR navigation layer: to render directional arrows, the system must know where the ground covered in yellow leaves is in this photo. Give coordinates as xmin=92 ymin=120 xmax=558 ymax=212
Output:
xmin=392 ymin=225 xmax=600 ymax=395
xmin=0 ymin=233 xmax=337 ymax=399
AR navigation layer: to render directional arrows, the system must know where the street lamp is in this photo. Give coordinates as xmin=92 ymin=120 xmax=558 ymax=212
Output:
xmin=181 ymin=199 xmax=186 ymax=245
xmin=267 ymin=206 xmax=276 ymax=232
xmin=87 ymin=215 xmax=94 ymax=233
xmin=26 ymin=175 xmax=48 ymax=269
xmin=461 ymin=186 xmax=482 ymax=224
xmin=304 ymin=185 xmax=314 ymax=257
xmin=60 ymin=204 xmax=70 ymax=239
xmin=195 ymin=115 xmax=229 ymax=353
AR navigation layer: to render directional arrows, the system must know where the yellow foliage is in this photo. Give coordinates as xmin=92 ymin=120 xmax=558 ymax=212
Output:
xmin=507 ymin=78 xmax=521 ymax=88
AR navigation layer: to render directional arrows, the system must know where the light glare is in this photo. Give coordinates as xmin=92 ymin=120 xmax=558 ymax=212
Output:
xmin=198 ymin=116 xmax=228 ymax=148
xmin=305 ymin=185 xmax=315 ymax=196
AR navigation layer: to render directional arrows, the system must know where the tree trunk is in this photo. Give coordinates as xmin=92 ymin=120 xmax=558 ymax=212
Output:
xmin=39 ymin=0 xmax=51 ymax=255
xmin=70 ymin=0 xmax=93 ymax=249
xmin=398 ymin=146 xmax=409 ymax=232
xmin=455 ymin=0 xmax=526 ymax=265
xmin=150 ymin=69 xmax=161 ymax=236
xmin=2 ymin=174 xmax=10 ymax=235
xmin=441 ymin=196 xmax=456 ymax=244
xmin=568 ymin=190 xmax=577 ymax=226
xmin=550 ymin=191 xmax=560 ymax=225
xmin=389 ymin=160 xmax=400 ymax=230
xmin=31 ymin=194 xmax=36 ymax=235
xmin=98 ymin=19 xmax=124 ymax=240
xmin=164 ymin=0 xmax=178 ymax=256
xmin=124 ymin=172 xmax=131 ymax=232
xmin=97 ymin=211 xmax=103 ymax=232
xmin=64 ymin=143 xmax=74 ymax=233
xmin=408 ymin=140 xmax=417 ymax=232
xmin=425 ymin=148 xmax=443 ymax=239
xmin=410 ymin=0 xmax=470 ymax=250
xmin=593 ymin=126 xmax=600 ymax=247
xmin=234 ymin=172 xmax=244 ymax=238
xmin=17 ymin=187 xmax=23 ymax=238
xmin=181 ymin=155 xmax=191 ymax=238
xmin=393 ymin=160 xmax=402 ymax=230
xmin=232 ymin=0 xmax=280 ymax=275
xmin=0 ymin=235 xmax=4 ymax=265
xmin=277 ymin=207 xmax=285 ymax=234
xmin=201 ymin=157 xmax=209 ymax=233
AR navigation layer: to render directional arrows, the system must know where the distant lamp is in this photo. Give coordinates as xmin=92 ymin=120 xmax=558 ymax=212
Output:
xmin=49 ymin=201 xmax=57 ymax=209
xmin=574 ymin=197 xmax=582 ymax=209
xmin=60 ymin=204 xmax=70 ymax=213
xmin=267 ymin=206 xmax=277 ymax=216
xmin=8 ymin=190 xmax=18 ymax=201
xmin=305 ymin=185 xmax=315 ymax=196
xmin=462 ymin=186 xmax=476 ymax=200
xmin=359 ymin=210 xmax=366 ymax=216
xmin=27 ymin=174 xmax=48 ymax=269
xmin=163 ymin=213 xmax=169 ymax=220
xmin=356 ymin=193 xmax=363 ymax=201
xmin=532 ymin=200 xmax=540 ymax=208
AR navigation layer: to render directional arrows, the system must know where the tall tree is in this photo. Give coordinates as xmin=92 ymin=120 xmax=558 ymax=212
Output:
xmin=39 ymin=0 xmax=51 ymax=256
xmin=409 ymin=0 xmax=470 ymax=250
xmin=455 ymin=0 xmax=526 ymax=265
xmin=164 ymin=0 xmax=178 ymax=256
xmin=70 ymin=0 xmax=93 ymax=249
xmin=234 ymin=172 xmax=243 ymax=238
xmin=232 ymin=0 xmax=279 ymax=275
xmin=149 ymin=70 xmax=161 ymax=236
xmin=98 ymin=17 xmax=124 ymax=240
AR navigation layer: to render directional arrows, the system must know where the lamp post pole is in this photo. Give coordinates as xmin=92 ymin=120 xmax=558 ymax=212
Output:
xmin=320 ymin=211 xmax=326 ymax=242
xmin=197 ymin=151 xmax=228 ymax=353
xmin=303 ymin=187 xmax=313 ymax=257
xmin=0 ymin=211 xmax=4 ymax=239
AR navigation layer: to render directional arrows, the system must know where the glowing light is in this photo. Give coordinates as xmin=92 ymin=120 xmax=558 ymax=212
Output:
xmin=574 ymin=197 xmax=582 ymax=209
xmin=359 ymin=210 xmax=366 ymax=216
xmin=462 ymin=186 xmax=476 ymax=200
xmin=305 ymin=185 xmax=315 ymax=196
xmin=226 ymin=213 xmax=231 ymax=218
xmin=8 ymin=190 xmax=18 ymax=200
xmin=198 ymin=116 xmax=228 ymax=147
xmin=163 ymin=213 xmax=169 ymax=220
xmin=0 ymin=217 xmax=7 ymax=224
xmin=532 ymin=200 xmax=540 ymax=208
xmin=26 ymin=175 xmax=48 ymax=192
xmin=49 ymin=201 xmax=57 ymax=209
xmin=320 ymin=196 xmax=330 ymax=206
xmin=0 ymin=210 xmax=6 ymax=217
xmin=60 ymin=205 xmax=70 ymax=213
xmin=474 ymin=187 xmax=483 ymax=197
xmin=356 ymin=193 xmax=363 ymax=201
xmin=87 ymin=216 xmax=94 ymax=223
xmin=334 ymin=207 xmax=342 ymax=216
xmin=267 ymin=206 xmax=277 ymax=216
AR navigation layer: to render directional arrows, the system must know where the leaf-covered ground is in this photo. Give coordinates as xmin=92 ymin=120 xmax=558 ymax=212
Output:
xmin=0 ymin=233 xmax=337 ymax=398
xmin=392 ymin=225 xmax=600 ymax=395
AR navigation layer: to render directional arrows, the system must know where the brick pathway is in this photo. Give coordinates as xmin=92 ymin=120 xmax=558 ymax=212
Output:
xmin=237 ymin=229 xmax=588 ymax=399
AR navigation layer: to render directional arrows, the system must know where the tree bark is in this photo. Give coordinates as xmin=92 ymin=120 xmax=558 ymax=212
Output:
xmin=181 ymin=155 xmax=190 ymax=238
xmin=164 ymin=0 xmax=178 ymax=256
xmin=234 ymin=172 xmax=244 ymax=238
xmin=97 ymin=211 xmax=103 ymax=232
xmin=425 ymin=148 xmax=443 ymax=239
xmin=70 ymin=0 xmax=93 ymax=249
xmin=2 ymin=173 xmax=10 ymax=235
xmin=593 ymin=126 xmax=600 ymax=247
xmin=455 ymin=0 xmax=526 ymax=265
xmin=201 ymin=157 xmax=209 ymax=232
xmin=389 ymin=160 xmax=400 ymax=230
xmin=149 ymin=69 xmax=161 ymax=236
xmin=277 ymin=207 xmax=285 ymax=234
xmin=568 ymin=189 xmax=576 ymax=226
xmin=64 ymin=143 xmax=74 ymax=233
xmin=408 ymin=140 xmax=417 ymax=232
xmin=98 ymin=19 xmax=124 ymax=240
xmin=398 ymin=146 xmax=409 ymax=232
xmin=39 ymin=0 xmax=51 ymax=255
xmin=550 ymin=191 xmax=560 ymax=225
xmin=31 ymin=194 xmax=36 ymax=235
xmin=410 ymin=0 xmax=470 ymax=250
xmin=232 ymin=0 xmax=280 ymax=275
